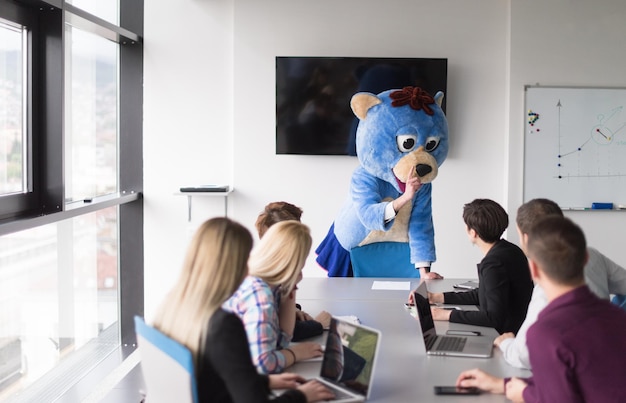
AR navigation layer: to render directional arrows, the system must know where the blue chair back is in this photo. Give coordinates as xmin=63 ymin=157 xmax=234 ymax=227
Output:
xmin=612 ymin=294 xmax=626 ymax=310
xmin=350 ymin=242 xmax=420 ymax=278
xmin=134 ymin=316 xmax=199 ymax=403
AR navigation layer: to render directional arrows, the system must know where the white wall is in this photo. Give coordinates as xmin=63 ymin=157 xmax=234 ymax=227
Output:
xmin=144 ymin=0 xmax=626 ymax=319
xmin=143 ymin=0 xmax=235 ymax=318
xmin=506 ymin=0 xmax=626 ymax=264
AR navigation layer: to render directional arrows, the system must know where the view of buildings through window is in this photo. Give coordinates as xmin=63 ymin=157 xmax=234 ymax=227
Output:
xmin=0 ymin=1 xmax=124 ymax=400
xmin=0 ymin=208 xmax=119 ymax=400
xmin=66 ymin=26 xmax=118 ymax=202
xmin=0 ymin=20 xmax=26 ymax=196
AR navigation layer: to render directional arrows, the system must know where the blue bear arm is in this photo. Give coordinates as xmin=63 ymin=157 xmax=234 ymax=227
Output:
xmin=408 ymin=183 xmax=436 ymax=264
xmin=351 ymin=168 xmax=398 ymax=232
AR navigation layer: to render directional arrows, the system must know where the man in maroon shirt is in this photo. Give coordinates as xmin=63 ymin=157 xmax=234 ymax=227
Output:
xmin=454 ymin=216 xmax=626 ymax=402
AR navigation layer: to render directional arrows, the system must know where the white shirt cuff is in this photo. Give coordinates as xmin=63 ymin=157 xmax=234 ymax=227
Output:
xmin=384 ymin=202 xmax=396 ymax=223
xmin=498 ymin=337 xmax=512 ymax=352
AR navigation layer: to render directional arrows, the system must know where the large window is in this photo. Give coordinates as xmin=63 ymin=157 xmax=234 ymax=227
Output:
xmin=65 ymin=27 xmax=119 ymax=202
xmin=0 ymin=20 xmax=27 ymax=197
xmin=0 ymin=208 xmax=119 ymax=400
xmin=0 ymin=0 xmax=143 ymax=401
xmin=67 ymin=0 xmax=119 ymax=25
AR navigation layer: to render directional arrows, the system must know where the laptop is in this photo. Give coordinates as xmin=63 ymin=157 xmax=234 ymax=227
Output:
xmin=309 ymin=316 xmax=382 ymax=402
xmin=412 ymin=283 xmax=493 ymax=358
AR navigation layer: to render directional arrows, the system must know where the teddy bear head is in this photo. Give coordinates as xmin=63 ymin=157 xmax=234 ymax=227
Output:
xmin=351 ymin=86 xmax=449 ymax=192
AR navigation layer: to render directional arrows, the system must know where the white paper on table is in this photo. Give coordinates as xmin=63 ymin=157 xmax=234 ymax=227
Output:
xmin=371 ymin=281 xmax=411 ymax=290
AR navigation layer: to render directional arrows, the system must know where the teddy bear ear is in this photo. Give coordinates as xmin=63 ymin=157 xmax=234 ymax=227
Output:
xmin=434 ymin=91 xmax=445 ymax=108
xmin=350 ymin=92 xmax=382 ymax=120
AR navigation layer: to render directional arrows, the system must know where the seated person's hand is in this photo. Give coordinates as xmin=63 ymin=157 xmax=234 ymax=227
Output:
xmin=493 ymin=332 xmax=514 ymax=347
xmin=314 ymin=311 xmax=331 ymax=328
xmin=456 ymin=368 xmax=504 ymax=394
xmin=407 ymin=289 xmax=444 ymax=305
xmin=505 ymin=377 xmax=527 ymax=402
xmin=289 ymin=341 xmax=324 ymax=362
xmin=298 ymin=380 xmax=335 ymax=402
xmin=407 ymin=290 xmax=416 ymax=305
xmin=295 ymin=308 xmax=313 ymax=321
xmin=269 ymin=373 xmax=306 ymax=390
xmin=430 ymin=307 xmax=452 ymax=321
xmin=428 ymin=291 xmax=444 ymax=304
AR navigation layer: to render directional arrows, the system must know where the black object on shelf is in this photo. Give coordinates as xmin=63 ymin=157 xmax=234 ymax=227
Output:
xmin=179 ymin=185 xmax=230 ymax=193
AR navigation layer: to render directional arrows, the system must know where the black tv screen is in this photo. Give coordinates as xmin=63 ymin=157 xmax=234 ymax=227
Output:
xmin=276 ymin=56 xmax=447 ymax=156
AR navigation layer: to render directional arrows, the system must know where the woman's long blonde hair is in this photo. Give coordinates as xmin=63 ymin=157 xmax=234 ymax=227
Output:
xmin=152 ymin=217 xmax=253 ymax=357
xmin=248 ymin=220 xmax=311 ymax=296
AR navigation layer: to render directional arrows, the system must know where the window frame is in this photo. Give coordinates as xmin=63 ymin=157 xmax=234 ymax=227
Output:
xmin=0 ymin=0 xmax=144 ymax=347
xmin=0 ymin=2 xmax=40 ymax=219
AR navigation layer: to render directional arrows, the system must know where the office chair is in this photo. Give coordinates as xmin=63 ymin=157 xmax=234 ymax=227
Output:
xmin=350 ymin=242 xmax=420 ymax=278
xmin=612 ymin=294 xmax=626 ymax=311
xmin=134 ymin=316 xmax=199 ymax=403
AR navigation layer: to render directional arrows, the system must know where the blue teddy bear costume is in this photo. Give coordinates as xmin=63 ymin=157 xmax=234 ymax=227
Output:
xmin=316 ymin=87 xmax=449 ymax=277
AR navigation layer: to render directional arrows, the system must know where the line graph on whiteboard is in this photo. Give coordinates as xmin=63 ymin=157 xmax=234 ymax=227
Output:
xmin=524 ymin=86 xmax=626 ymax=207
xmin=527 ymin=99 xmax=626 ymax=179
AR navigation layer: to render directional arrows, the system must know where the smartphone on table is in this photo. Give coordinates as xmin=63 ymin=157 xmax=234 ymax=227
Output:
xmin=434 ymin=386 xmax=481 ymax=395
xmin=453 ymin=280 xmax=479 ymax=290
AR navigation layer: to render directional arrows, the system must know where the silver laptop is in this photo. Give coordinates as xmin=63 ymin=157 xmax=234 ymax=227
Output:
xmin=310 ymin=316 xmax=382 ymax=402
xmin=412 ymin=282 xmax=493 ymax=358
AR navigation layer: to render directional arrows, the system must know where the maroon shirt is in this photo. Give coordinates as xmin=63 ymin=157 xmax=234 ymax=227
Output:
xmin=523 ymin=286 xmax=626 ymax=402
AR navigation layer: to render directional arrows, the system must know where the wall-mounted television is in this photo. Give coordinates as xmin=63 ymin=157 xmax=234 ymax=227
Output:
xmin=276 ymin=56 xmax=448 ymax=156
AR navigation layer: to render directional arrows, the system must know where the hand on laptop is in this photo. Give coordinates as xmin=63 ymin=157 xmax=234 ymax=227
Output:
xmin=269 ymin=373 xmax=306 ymax=389
xmin=297 ymin=380 xmax=336 ymax=402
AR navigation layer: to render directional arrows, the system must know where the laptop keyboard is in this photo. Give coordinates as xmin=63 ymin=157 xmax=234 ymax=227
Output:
xmin=321 ymin=381 xmax=357 ymax=401
xmin=434 ymin=335 xmax=466 ymax=352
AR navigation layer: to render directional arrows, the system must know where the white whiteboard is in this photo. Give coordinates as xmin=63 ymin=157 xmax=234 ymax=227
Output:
xmin=524 ymin=86 xmax=626 ymax=209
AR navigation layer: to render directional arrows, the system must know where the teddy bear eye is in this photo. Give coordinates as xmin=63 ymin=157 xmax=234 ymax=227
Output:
xmin=424 ymin=137 xmax=440 ymax=152
xmin=396 ymin=135 xmax=417 ymax=152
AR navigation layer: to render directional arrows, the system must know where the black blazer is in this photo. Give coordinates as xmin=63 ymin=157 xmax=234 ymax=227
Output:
xmin=197 ymin=309 xmax=306 ymax=403
xmin=444 ymin=239 xmax=533 ymax=334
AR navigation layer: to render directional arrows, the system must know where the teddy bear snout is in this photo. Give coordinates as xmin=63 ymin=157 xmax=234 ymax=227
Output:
xmin=416 ymin=164 xmax=432 ymax=178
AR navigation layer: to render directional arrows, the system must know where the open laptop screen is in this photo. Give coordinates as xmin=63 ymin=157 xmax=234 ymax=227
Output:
xmin=413 ymin=291 xmax=438 ymax=339
xmin=320 ymin=318 xmax=380 ymax=398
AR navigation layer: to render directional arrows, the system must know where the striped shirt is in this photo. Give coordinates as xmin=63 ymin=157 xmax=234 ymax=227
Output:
xmin=223 ymin=276 xmax=291 ymax=374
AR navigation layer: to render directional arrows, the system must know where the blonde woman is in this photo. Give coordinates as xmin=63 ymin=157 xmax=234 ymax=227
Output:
xmin=152 ymin=217 xmax=333 ymax=403
xmin=224 ymin=220 xmax=324 ymax=374
xmin=255 ymin=201 xmax=332 ymax=341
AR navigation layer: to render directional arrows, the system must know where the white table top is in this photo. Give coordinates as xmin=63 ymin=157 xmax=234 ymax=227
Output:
xmin=290 ymin=277 xmax=531 ymax=402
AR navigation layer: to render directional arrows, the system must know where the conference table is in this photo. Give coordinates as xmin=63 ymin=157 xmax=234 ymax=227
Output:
xmin=290 ymin=277 xmax=532 ymax=402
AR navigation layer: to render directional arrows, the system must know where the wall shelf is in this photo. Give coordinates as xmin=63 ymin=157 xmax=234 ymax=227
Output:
xmin=175 ymin=188 xmax=233 ymax=221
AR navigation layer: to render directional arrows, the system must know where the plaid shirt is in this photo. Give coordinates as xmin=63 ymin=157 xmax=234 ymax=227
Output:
xmin=222 ymin=276 xmax=291 ymax=374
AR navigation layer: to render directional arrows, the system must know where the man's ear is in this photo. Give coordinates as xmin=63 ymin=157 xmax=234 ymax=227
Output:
xmin=528 ymin=258 xmax=541 ymax=283
xmin=519 ymin=231 xmax=529 ymax=255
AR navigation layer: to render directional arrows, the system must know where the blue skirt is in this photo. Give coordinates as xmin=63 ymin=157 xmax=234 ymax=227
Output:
xmin=315 ymin=223 xmax=353 ymax=277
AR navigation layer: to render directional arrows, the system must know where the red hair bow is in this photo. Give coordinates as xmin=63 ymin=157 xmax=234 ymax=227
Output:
xmin=390 ymin=86 xmax=435 ymax=116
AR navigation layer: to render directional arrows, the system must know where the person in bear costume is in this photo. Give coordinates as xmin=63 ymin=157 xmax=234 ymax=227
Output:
xmin=316 ymin=86 xmax=449 ymax=278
